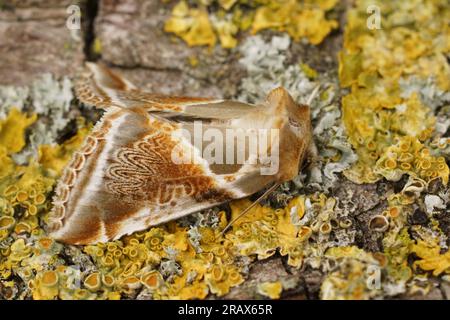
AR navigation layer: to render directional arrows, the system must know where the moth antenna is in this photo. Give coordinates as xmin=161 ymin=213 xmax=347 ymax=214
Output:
xmin=219 ymin=183 xmax=281 ymax=238
xmin=306 ymin=85 xmax=321 ymax=105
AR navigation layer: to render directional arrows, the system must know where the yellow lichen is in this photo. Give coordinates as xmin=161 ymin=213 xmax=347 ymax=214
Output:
xmin=375 ymin=136 xmax=449 ymax=185
xmin=164 ymin=1 xmax=217 ymax=48
xmin=0 ymin=111 xmax=91 ymax=297
xmin=340 ymin=0 xmax=450 ymax=184
xmin=300 ymin=63 xmax=318 ymax=79
xmin=38 ymin=122 xmax=90 ymax=176
xmin=257 ymin=281 xmax=283 ymax=299
xmin=251 ymin=0 xmax=338 ymax=45
xmin=205 ymin=264 xmax=244 ymax=296
xmin=84 ymin=272 xmax=102 ymax=291
xmin=321 ymin=246 xmax=383 ymax=300
xmin=32 ymin=270 xmax=59 ymax=300
xmin=412 ymin=240 xmax=450 ymax=276
xmin=226 ymin=196 xmax=310 ymax=268
xmin=0 ymin=108 xmax=37 ymax=154
xmin=383 ymin=228 xmax=413 ymax=285
xmin=164 ymin=0 xmax=338 ymax=49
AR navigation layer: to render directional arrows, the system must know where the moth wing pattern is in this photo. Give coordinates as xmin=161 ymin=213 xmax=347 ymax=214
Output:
xmin=50 ymin=63 xmax=312 ymax=244
xmin=48 ymin=107 xmax=256 ymax=244
xmin=75 ymin=62 xmax=223 ymax=112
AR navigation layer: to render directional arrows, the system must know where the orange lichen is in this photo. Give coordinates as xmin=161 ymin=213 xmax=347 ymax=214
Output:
xmin=84 ymin=272 xmax=102 ymax=291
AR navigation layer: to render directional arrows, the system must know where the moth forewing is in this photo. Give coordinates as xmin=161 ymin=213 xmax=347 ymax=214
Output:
xmin=48 ymin=64 xmax=312 ymax=245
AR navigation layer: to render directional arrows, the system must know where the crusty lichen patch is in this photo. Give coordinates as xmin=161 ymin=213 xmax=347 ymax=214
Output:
xmin=327 ymin=0 xmax=450 ymax=299
xmin=164 ymin=0 xmax=339 ymax=48
xmin=340 ymin=0 xmax=450 ymax=185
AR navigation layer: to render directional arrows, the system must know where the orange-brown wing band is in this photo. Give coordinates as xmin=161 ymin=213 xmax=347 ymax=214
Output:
xmin=48 ymin=109 xmax=236 ymax=244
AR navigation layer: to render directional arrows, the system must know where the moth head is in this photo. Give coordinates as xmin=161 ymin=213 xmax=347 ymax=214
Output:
xmin=265 ymin=87 xmax=312 ymax=181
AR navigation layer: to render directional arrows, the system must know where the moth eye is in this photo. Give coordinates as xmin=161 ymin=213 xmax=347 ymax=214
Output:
xmin=288 ymin=118 xmax=300 ymax=129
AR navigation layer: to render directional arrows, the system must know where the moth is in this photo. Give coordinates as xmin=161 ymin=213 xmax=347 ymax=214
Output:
xmin=47 ymin=63 xmax=314 ymax=245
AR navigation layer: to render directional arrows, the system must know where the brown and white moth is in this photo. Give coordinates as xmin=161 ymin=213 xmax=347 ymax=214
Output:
xmin=47 ymin=63 xmax=314 ymax=245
